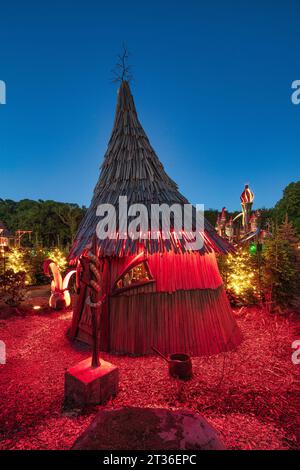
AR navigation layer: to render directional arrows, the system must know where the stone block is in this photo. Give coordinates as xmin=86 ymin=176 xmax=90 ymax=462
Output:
xmin=64 ymin=357 xmax=119 ymax=407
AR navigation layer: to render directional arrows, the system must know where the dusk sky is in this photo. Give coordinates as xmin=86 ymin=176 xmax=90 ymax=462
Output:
xmin=0 ymin=0 xmax=299 ymax=211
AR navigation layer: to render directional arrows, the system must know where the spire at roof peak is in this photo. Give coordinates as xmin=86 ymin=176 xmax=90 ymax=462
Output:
xmin=111 ymin=44 xmax=133 ymax=83
xmin=119 ymin=79 xmax=130 ymax=88
xmin=116 ymin=79 xmax=136 ymax=114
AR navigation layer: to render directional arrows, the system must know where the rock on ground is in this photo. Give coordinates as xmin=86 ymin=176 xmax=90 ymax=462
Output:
xmin=72 ymin=407 xmax=225 ymax=450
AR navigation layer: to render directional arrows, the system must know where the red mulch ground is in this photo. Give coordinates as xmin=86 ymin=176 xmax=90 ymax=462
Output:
xmin=0 ymin=300 xmax=299 ymax=450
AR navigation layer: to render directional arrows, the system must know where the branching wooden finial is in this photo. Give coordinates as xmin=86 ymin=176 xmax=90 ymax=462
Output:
xmin=111 ymin=43 xmax=133 ymax=83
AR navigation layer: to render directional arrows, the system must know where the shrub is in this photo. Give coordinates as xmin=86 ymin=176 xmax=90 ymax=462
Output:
xmin=262 ymin=219 xmax=300 ymax=308
xmin=5 ymin=247 xmax=68 ymax=286
xmin=219 ymin=218 xmax=300 ymax=310
xmin=218 ymin=246 xmax=260 ymax=306
xmin=46 ymin=247 xmax=68 ymax=273
xmin=0 ymin=270 xmax=27 ymax=307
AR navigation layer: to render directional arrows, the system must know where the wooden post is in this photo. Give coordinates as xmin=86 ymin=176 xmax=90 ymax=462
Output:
xmin=65 ymin=243 xmax=119 ymax=408
xmin=89 ymin=236 xmax=101 ymax=368
xmin=107 ymin=258 xmax=112 ymax=352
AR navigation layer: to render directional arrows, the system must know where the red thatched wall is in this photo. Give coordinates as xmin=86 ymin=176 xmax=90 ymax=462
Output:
xmin=110 ymin=287 xmax=241 ymax=355
xmin=71 ymin=251 xmax=242 ymax=356
xmin=108 ymin=251 xmax=223 ymax=292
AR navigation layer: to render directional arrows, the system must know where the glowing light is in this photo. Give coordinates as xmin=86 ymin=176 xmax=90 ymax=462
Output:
xmin=222 ymin=246 xmax=260 ymax=305
xmin=6 ymin=248 xmax=30 ymax=284
xmin=46 ymin=248 xmax=68 ymax=272
xmin=240 ymin=184 xmax=254 ymax=203
xmin=44 ymin=259 xmax=76 ymax=309
xmin=33 ymin=305 xmax=41 ymax=310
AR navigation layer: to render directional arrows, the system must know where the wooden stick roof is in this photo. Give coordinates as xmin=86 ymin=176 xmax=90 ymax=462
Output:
xmin=69 ymin=81 xmax=233 ymax=259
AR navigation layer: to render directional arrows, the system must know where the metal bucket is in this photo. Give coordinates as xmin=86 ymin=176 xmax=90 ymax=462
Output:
xmin=169 ymin=353 xmax=193 ymax=380
xmin=152 ymin=347 xmax=193 ymax=380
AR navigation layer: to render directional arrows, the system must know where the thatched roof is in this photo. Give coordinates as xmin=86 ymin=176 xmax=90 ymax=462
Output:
xmin=70 ymin=81 xmax=233 ymax=259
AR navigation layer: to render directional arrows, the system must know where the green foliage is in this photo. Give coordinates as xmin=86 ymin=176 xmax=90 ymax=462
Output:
xmin=274 ymin=182 xmax=300 ymax=237
xmin=259 ymin=207 xmax=274 ymax=229
xmin=0 ymin=199 xmax=86 ymax=248
xmin=204 ymin=209 xmax=219 ymax=227
xmin=46 ymin=247 xmax=68 ymax=273
xmin=5 ymin=247 xmax=68 ymax=285
xmin=219 ymin=218 xmax=300 ymax=309
xmin=0 ymin=270 xmax=27 ymax=306
xmin=25 ymin=248 xmax=49 ymax=285
xmin=208 ymin=207 xmax=274 ymax=230
xmin=6 ymin=248 xmax=33 ymax=284
xmin=262 ymin=218 xmax=300 ymax=308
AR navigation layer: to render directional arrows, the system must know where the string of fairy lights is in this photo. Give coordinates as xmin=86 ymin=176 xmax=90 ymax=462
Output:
xmin=4 ymin=240 xmax=265 ymax=307
xmin=5 ymin=247 xmax=68 ymax=284
xmin=223 ymin=246 xmax=260 ymax=304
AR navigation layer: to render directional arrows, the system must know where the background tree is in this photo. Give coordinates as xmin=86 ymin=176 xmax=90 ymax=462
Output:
xmin=53 ymin=203 xmax=84 ymax=244
xmin=262 ymin=218 xmax=300 ymax=309
xmin=0 ymin=199 xmax=86 ymax=248
xmin=0 ymin=270 xmax=27 ymax=307
xmin=204 ymin=209 xmax=219 ymax=227
xmin=274 ymin=182 xmax=300 ymax=236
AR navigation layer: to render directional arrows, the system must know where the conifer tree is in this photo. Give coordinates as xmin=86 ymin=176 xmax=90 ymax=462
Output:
xmin=218 ymin=246 xmax=260 ymax=306
xmin=262 ymin=218 xmax=300 ymax=308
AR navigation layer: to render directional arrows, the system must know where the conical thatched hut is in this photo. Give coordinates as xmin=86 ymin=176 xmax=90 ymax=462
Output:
xmin=69 ymin=80 xmax=242 ymax=355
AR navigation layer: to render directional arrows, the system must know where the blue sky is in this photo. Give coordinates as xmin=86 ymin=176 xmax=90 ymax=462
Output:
xmin=0 ymin=0 xmax=299 ymax=211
